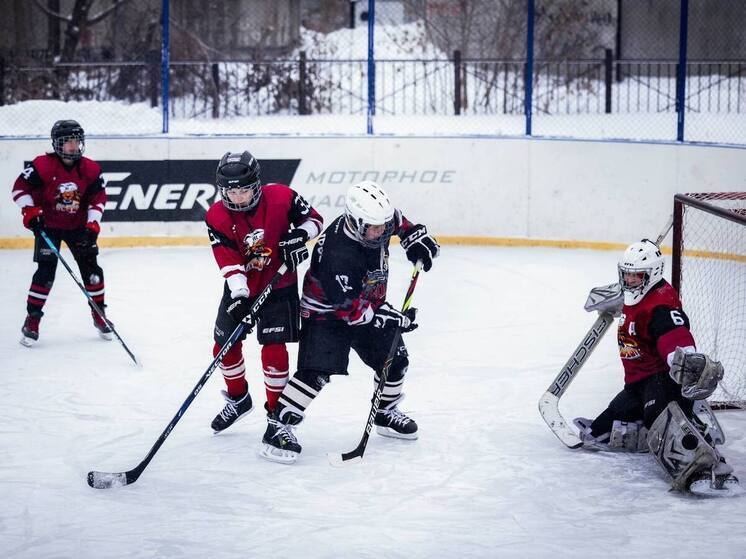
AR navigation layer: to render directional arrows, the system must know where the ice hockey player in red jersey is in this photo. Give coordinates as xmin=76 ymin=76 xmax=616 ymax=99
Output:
xmin=12 ymin=120 xmax=112 ymax=347
xmin=574 ymin=239 xmax=742 ymax=497
xmin=258 ymin=181 xmax=440 ymax=464
xmin=206 ymin=150 xmax=323 ymax=437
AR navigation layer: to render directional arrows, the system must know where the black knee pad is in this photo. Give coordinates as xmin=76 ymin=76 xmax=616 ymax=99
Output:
xmin=386 ymin=357 xmax=410 ymax=383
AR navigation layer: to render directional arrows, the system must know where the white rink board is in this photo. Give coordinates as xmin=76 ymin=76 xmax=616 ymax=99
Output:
xmin=1 ymin=136 xmax=745 ymax=243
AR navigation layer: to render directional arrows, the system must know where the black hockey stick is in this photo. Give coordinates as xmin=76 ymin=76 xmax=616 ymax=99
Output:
xmin=87 ymin=264 xmax=289 ymax=489
xmin=328 ymin=261 xmax=423 ymax=466
xmin=39 ymin=230 xmax=139 ymax=366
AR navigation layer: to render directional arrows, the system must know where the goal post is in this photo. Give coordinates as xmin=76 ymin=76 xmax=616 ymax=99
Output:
xmin=672 ymin=192 xmax=746 ymax=408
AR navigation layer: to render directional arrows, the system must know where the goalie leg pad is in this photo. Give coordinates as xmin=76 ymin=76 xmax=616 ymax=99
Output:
xmin=692 ymin=400 xmax=726 ymax=446
xmin=647 ymin=401 xmax=719 ymax=492
xmin=609 ymin=420 xmax=649 ymax=453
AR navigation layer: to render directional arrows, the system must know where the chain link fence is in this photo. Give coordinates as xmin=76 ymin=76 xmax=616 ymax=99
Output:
xmin=0 ymin=0 xmax=744 ymax=144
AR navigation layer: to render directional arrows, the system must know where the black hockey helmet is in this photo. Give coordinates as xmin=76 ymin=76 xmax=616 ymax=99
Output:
xmin=216 ymin=151 xmax=262 ymax=212
xmin=51 ymin=119 xmax=85 ymax=162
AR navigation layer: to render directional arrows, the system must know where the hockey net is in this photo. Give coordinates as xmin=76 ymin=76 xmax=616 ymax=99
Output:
xmin=672 ymin=192 xmax=746 ymax=408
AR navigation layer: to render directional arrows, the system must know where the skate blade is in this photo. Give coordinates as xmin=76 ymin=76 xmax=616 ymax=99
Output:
xmin=258 ymin=444 xmax=298 ymax=465
xmin=689 ymin=479 xmax=745 ymax=498
xmin=97 ymin=331 xmax=114 ymax=341
xmin=375 ymin=425 xmax=418 ymax=440
xmin=19 ymin=335 xmax=37 ymax=347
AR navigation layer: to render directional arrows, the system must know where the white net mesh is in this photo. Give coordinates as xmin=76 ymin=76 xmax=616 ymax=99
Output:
xmin=676 ymin=193 xmax=746 ymax=407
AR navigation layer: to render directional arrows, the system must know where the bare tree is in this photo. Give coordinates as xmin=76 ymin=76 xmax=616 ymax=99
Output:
xmin=32 ymin=0 xmax=132 ymax=62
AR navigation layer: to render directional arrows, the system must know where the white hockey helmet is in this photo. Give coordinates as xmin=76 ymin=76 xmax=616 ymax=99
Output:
xmin=344 ymin=181 xmax=395 ymax=248
xmin=617 ymin=239 xmax=665 ymax=306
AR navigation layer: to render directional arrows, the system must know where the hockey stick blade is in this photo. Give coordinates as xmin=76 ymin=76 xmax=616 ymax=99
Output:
xmin=87 ymin=470 xmax=136 ymax=489
xmin=327 ymin=450 xmax=363 ymax=467
xmin=538 ymin=392 xmax=582 ymax=449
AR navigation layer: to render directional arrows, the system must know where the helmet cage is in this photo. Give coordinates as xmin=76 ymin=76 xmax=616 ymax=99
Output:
xmin=51 ymin=120 xmax=85 ymax=162
xmin=618 ymin=266 xmax=651 ymax=303
xmin=345 ymin=213 xmax=396 ymax=248
xmin=218 ymin=178 xmax=262 ymax=212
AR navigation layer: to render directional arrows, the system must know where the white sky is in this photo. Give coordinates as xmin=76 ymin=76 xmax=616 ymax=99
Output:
xmin=2 ymin=244 xmax=745 ymax=558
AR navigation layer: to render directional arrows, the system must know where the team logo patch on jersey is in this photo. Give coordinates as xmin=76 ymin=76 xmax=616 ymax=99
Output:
xmin=618 ymin=334 xmax=641 ymax=360
xmin=55 ymin=182 xmax=81 ymax=213
xmin=244 ymin=229 xmax=272 ymax=271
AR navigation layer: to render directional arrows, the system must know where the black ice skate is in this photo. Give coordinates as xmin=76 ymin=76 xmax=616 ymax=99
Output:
xmin=91 ymin=308 xmax=114 ymax=340
xmin=211 ymin=389 xmax=254 ymax=433
xmin=259 ymin=410 xmax=301 ymax=464
xmin=375 ymin=406 xmax=418 ymax=440
xmin=20 ymin=312 xmax=42 ymax=347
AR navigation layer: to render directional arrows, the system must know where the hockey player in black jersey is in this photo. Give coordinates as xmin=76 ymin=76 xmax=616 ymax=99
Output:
xmin=259 ymin=181 xmax=440 ymax=463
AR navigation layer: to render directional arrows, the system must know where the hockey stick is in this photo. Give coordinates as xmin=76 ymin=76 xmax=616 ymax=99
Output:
xmin=538 ymin=216 xmax=674 ymax=448
xmin=538 ymin=311 xmax=616 ymax=448
xmin=328 ymin=261 xmax=423 ymax=467
xmin=87 ymin=264 xmax=289 ymax=489
xmin=39 ymin=230 xmax=139 ymax=366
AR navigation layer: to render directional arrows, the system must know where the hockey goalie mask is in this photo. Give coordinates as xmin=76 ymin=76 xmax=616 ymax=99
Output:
xmin=344 ymin=181 xmax=395 ymax=248
xmin=216 ymin=151 xmax=262 ymax=212
xmin=617 ymin=239 xmax=665 ymax=306
xmin=51 ymin=119 xmax=85 ymax=164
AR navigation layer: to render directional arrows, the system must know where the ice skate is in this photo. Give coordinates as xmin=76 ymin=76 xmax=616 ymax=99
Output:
xmin=20 ymin=312 xmax=42 ymax=347
xmin=259 ymin=410 xmax=301 ymax=464
xmin=211 ymin=389 xmax=254 ymax=433
xmin=375 ymin=406 xmax=418 ymax=440
xmin=91 ymin=308 xmax=114 ymax=340
xmin=688 ymin=458 xmax=744 ymax=498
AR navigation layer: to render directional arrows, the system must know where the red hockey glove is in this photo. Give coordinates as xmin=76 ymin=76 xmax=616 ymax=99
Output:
xmin=84 ymin=221 xmax=101 ymax=246
xmin=22 ymin=206 xmax=44 ymax=232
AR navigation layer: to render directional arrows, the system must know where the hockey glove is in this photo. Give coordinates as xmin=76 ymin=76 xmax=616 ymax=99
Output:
xmin=84 ymin=221 xmax=101 ymax=245
xmin=22 ymin=206 xmax=44 ymax=232
xmin=400 ymin=224 xmax=440 ymax=272
xmin=373 ymin=302 xmax=418 ymax=333
xmin=669 ymin=347 xmax=724 ymax=400
xmin=226 ymin=295 xmax=252 ymax=324
xmin=278 ymin=228 xmax=310 ymax=272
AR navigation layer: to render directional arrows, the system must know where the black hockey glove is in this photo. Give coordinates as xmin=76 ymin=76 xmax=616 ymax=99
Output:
xmin=373 ymin=302 xmax=418 ymax=333
xmin=226 ymin=295 xmax=252 ymax=323
xmin=278 ymin=228 xmax=310 ymax=272
xmin=400 ymin=224 xmax=440 ymax=272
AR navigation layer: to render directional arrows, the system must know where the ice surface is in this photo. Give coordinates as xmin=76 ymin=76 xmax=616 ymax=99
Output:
xmin=1 ymin=245 xmax=746 ymax=558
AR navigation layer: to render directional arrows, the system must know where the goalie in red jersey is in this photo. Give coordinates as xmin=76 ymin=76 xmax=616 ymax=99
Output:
xmin=574 ymin=239 xmax=742 ymax=497
xmin=11 ymin=120 xmax=113 ymax=347
xmin=205 ymin=150 xmax=323 ymax=440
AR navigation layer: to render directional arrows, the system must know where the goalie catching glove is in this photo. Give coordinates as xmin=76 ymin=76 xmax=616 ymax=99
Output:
xmin=669 ymin=346 xmax=724 ymax=400
xmin=400 ymin=224 xmax=440 ymax=272
xmin=373 ymin=302 xmax=418 ymax=333
xmin=278 ymin=228 xmax=310 ymax=271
